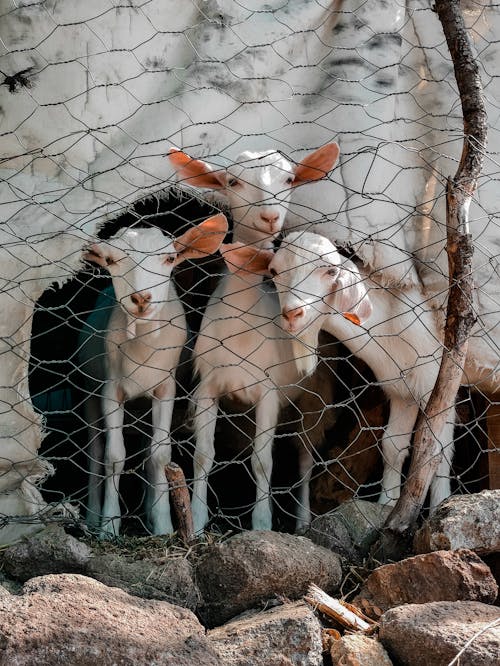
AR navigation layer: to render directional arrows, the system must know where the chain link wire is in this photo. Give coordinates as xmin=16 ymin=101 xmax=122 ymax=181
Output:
xmin=0 ymin=0 xmax=498 ymax=541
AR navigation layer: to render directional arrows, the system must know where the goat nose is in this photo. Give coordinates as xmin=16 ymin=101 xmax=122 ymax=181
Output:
xmin=282 ymin=306 xmax=305 ymax=328
xmin=130 ymin=292 xmax=152 ymax=311
xmin=260 ymin=211 xmax=280 ymax=225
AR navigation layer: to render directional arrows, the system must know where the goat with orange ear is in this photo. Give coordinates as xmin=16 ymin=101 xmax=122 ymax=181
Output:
xmin=169 ymin=143 xmax=339 ymax=249
xmin=168 ymin=144 xmax=340 ymax=534
xmin=226 ymin=230 xmax=456 ymax=512
xmin=78 ymin=214 xmax=228 ymax=537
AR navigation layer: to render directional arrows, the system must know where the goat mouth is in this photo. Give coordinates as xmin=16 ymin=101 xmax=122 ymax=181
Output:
xmin=283 ymin=316 xmax=322 ymax=340
xmin=257 ymin=223 xmax=281 ymax=237
xmin=128 ymin=306 xmax=155 ymax=318
xmin=251 ymin=217 xmax=282 ymax=234
xmin=282 ymin=320 xmax=307 ymax=336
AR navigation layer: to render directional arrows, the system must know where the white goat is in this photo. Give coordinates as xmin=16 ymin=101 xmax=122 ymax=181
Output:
xmin=168 ymin=144 xmax=340 ymax=532
xmin=223 ymin=232 xmax=455 ymax=510
xmin=78 ymin=215 xmax=228 ymax=537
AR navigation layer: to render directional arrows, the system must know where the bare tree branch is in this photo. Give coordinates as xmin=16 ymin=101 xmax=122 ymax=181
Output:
xmin=375 ymin=0 xmax=487 ymax=559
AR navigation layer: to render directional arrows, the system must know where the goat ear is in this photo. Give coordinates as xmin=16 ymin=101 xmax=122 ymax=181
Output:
xmin=221 ymin=243 xmax=274 ymax=275
xmin=293 ymin=143 xmax=340 ymax=185
xmin=327 ymin=260 xmax=372 ymax=325
xmin=174 ymin=214 xmax=228 ymax=263
xmin=168 ymin=148 xmax=226 ymax=189
xmin=83 ymin=243 xmax=113 ymax=268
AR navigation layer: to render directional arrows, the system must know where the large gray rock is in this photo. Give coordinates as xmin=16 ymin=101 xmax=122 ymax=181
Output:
xmin=87 ymin=553 xmax=200 ymax=610
xmin=0 ymin=573 xmax=219 ymax=666
xmin=306 ymin=500 xmax=392 ymax=563
xmin=1 ymin=524 xmax=91 ymax=581
xmin=195 ymin=530 xmax=342 ymax=626
xmin=208 ymin=601 xmax=323 ymax=665
xmin=380 ymin=601 xmax=500 ymax=666
xmin=333 ymin=500 xmax=392 ymax=551
xmin=355 ymin=549 xmax=498 ymax=611
xmin=330 ymin=634 xmax=393 ymax=666
xmin=414 ymin=490 xmax=500 ymax=555
xmin=1 ymin=525 xmax=200 ymax=611
xmin=305 ymin=511 xmax=357 ymax=562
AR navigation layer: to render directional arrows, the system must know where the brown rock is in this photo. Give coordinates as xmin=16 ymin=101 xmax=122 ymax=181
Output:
xmin=355 ymin=549 xmax=498 ymax=611
xmin=414 ymin=490 xmax=500 ymax=555
xmin=208 ymin=601 xmax=323 ymax=665
xmin=379 ymin=601 xmax=500 ymax=666
xmin=195 ymin=530 xmax=342 ymax=626
xmin=0 ymin=573 xmax=219 ymax=666
xmin=330 ymin=634 xmax=393 ymax=666
xmin=483 ymin=553 xmax=500 ymax=604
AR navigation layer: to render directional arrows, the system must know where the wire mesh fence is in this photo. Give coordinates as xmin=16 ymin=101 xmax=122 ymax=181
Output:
xmin=1 ymin=0 xmax=499 ymax=542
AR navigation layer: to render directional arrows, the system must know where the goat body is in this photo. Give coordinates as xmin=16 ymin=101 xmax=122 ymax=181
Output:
xmin=224 ymin=231 xmax=455 ymax=509
xmin=78 ymin=215 xmax=227 ymax=536
xmin=191 ymin=266 xmax=304 ymax=531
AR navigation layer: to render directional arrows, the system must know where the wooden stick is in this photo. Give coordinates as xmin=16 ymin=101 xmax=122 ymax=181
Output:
xmin=165 ymin=462 xmax=195 ymax=545
xmin=304 ymin=583 xmax=374 ymax=632
xmin=375 ymin=0 xmax=487 ymax=559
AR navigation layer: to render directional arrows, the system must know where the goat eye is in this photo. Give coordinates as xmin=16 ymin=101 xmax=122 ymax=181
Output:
xmin=327 ymin=267 xmax=339 ymax=278
xmin=269 ymin=267 xmax=277 ymax=277
xmin=227 ymin=178 xmax=239 ymax=187
xmin=286 ymin=176 xmax=295 ymax=185
xmin=105 ymin=257 xmax=115 ymax=266
xmin=165 ymin=255 xmax=176 ymax=264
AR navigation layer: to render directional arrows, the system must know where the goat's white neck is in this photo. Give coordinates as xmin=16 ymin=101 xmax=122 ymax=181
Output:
xmin=231 ymin=224 xmax=277 ymax=250
xmin=222 ymin=265 xmax=269 ymax=296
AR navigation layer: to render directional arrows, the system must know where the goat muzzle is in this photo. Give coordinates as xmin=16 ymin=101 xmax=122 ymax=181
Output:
xmin=282 ymin=305 xmax=305 ymax=332
xmin=130 ymin=291 xmax=152 ymax=315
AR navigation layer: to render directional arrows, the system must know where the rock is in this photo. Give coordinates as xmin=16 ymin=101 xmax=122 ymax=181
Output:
xmin=483 ymin=553 xmax=500 ymax=601
xmin=195 ymin=530 xmax=342 ymax=626
xmin=207 ymin=601 xmax=323 ymax=665
xmin=414 ymin=490 xmax=500 ymax=555
xmin=336 ymin=500 xmax=393 ymax=552
xmin=306 ymin=511 xmax=357 ymax=562
xmin=379 ymin=601 xmax=500 ymax=666
xmin=0 ymin=571 xmax=22 ymax=595
xmin=1 ymin=526 xmax=200 ymax=611
xmin=306 ymin=500 xmax=392 ymax=562
xmin=1 ymin=523 xmax=91 ymax=581
xmin=330 ymin=634 xmax=393 ymax=666
xmin=355 ymin=549 xmax=498 ymax=611
xmin=87 ymin=553 xmax=200 ymax=610
xmin=0 ymin=573 xmax=219 ymax=666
